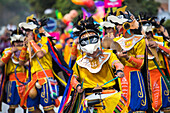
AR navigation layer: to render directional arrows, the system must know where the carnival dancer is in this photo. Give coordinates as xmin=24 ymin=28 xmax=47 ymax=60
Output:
xmin=0 ymin=29 xmax=27 ymax=113
xmin=151 ymin=17 xmax=169 ymax=41
xmin=19 ymin=16 xmax=59 ymax=113
xmin=144 ymin=25 xmax=170 ymax=113
xmin=69 ymin=16 xmax=127 ymax=113
xmin=108 ymin=11 xmax=148 ymax=112
xmin=100 ymin=16 xmax=116 ymax=49
xmin=100 ymin=6 xmax=129 ymax=50
xmin=63 ymin=37 xmax=74 ymax=64
xmin=100 ymin=15 xmax=116 ymax=40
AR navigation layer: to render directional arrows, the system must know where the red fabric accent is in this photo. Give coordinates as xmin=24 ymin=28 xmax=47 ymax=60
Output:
xmin=55 ymin=98 xmax=60 ymax=107
xmin=149 ymin=69 xmax=164 ymax=112
xmin=9 ymin=72 xmax=26 ymax=102
xmin=114 ymin=62 xmax=124 ymax=71
xmin=158 ymin=44 xmax=170 ymax=54
xmin=20 ymin=69 xmax=53 ymax=107
xmin=127 ymin=56 xmax=144 ymax=69
xmin=163 ymin=55 xmax=170 ymax=77
xmin=60 ymin=84 xmax=72 ymax=112
xmin=121 ymin=66 xmax=140 ymax=108
xmin=71 ymin=42 xmax=78 ymax=56
xmin=1 ymin=51 xmax=12 ymax=64
xmin=0 ymin=69 xmax=6 ymax=111
xmin=29 ymin=40 xmax=41 ymax=53
xmin=47 ymin=38 xmax=71 ymax=76
xmin=71 ymin=76 xmax=80 ymax=89
xmin=19 ymin=47 xmax=27 ymax=61
xmin=123 ymin=29 xmax=127 ymax=36
xmin=34 ymin=34 xmax=38 ymax=41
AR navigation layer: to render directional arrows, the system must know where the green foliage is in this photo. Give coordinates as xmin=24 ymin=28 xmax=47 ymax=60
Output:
xmin=54 ymin=0 xmax=82 ymax=15
xmin=1 ymin=0 xmax=161 ymax=26
xmin=0 ymin=0 xmax=30 ymax=26
xmin=163 ymin=19 xmax=170 ymax=34
xmin=123 ymin=0 xmax=160 ymax=16
xmin=164 ymin=20 xmax=170 ymax=27
xmin=29 ymin=0 xmax=56 ymax=16
xmin=28 ymin=0 xmax=82 ymax=18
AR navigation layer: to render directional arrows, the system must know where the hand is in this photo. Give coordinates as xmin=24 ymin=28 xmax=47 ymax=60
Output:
xmin=23 ymin=39 xmax=28 ymax=47
xmin=11 ymin=47 xmax=18 ymax=53
xmin=159 ymin=26 xmax=164 ymax=32
xmin=148 ymin=41 xmax=158 ymax=48
xmin=27 ymin=32 xmax=33 ymax=42
xmin=110 ymin=33 xmax=115 ymax=39
xmin=76 ymin=86 xmax=83 ymax=93
xmin=24 ymin=61 xmax=29 ymax=66
xmin=74 ymin=38 xmax=79 ymax=44
xmin=116 ymin=72 xmax=124 ymax=78
xmin=117 ymin=51 xmax=129 ymax=60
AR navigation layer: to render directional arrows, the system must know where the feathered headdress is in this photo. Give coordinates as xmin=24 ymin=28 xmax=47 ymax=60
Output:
xmin=10 ymin=28 xmax=25 ymax=43
xmin=73 ymin=16 xmax=102 ymax=39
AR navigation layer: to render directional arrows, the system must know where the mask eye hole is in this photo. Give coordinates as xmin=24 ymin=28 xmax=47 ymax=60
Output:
xmin=91 ymin=37 xmax=98 ymax=43
xmin=80 ymin=40 xmax=88 ymax=46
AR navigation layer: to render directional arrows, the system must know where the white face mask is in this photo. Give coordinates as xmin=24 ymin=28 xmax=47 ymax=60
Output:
xmin=80 ymin=39 xmax=100 ymax=54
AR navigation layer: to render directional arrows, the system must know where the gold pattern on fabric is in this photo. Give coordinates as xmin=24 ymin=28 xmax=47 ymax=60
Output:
xmin=116 ymin=35 xmax=144 ymax=51
xmin=76 ymin=53 xmax=111 ymax=73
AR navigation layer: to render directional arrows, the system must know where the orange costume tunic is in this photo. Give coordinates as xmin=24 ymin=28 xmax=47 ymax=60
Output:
xmin=1 ymin=47 xmax=26 ymax=107
xmin=71 ymin=49 xmax=127 ymax=113
xmin=114 ymin=35 xmax=148 ymax=112
xmin=20 ymin=36 xmax=54 ymax=108
xmin=147 ymin=36 xmax=170 ymax=112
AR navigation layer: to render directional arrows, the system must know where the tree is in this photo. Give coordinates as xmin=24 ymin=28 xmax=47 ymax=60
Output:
xmin=0 ymin=0 xmax=30 ymax=26
xmin=123 ymin=0 xmax=160 ymax=16
xmin=28 ymin=0 xmax=56 ymax=17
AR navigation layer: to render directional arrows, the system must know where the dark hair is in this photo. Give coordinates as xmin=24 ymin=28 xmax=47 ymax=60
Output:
xmin=11 ymin=28 xmax=25 ymax=36
xmin=73 ymin=16 xmax=102 ymax=37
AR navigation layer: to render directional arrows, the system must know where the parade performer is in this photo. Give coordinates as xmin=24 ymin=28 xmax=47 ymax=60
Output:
xmin=100 ymin=13 xmax=116 ymax=40
xmin=63 ymin=37 xmax=74 ymax=64
xmin=144 ymin=25 xmax=170 ymax=113
xmin=19 ymin=16 xmax=60 ymax=113
xmin=100 ymin=15 xmax=116 ymax=49
xmin=151 ymin=17 xmax=169 ymax=41
xmin=0 ymin=29 xmax=27 ymax=113
xmin=108 ymin=11 xmax=148 ymax=112
xmin=69 ymin=16 xmax=127 ymax=113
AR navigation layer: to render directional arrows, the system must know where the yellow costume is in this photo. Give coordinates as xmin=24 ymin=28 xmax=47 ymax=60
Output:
xmin=1 ymin=47 xmax=26 ymax=109
xmin=71 ymin=49 xmax=127 ymax=113
xmin=72 ymin=49 xmax=120 ymax=89
xmin=113 ymin=35 xmax=148 ymax=112
xmin=147 ymin=35 xmax=170 ymax=112
xmin=30 ymin=36 xmax=52 ymax=74
xmin=20 ymin=36 xmax=55 ymax=111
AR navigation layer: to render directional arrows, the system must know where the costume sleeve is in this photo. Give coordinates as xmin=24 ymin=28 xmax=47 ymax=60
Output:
xmin=0 ymin=48 xmax=12 ymax=64
xmin=29 ymin=36 xmax=48 ymax=54
xmin=71 ymin=42 xmax=78 ymax=57
xmin=19 ymin=46 xmax=27 ymax=61
xmin=71 ymin=63 xmax=81 ymax=89
xmin=40 ymin=36 xmax=49 ymax=54
xmin=127 ymin=39 xmax=145 ymax=69
xmin=108 ymin=52 xmax=124 ymax=72
xmin=158 ymin=43 xmax=170 ymax=58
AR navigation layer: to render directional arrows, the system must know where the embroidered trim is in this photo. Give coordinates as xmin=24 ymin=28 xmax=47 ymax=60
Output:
xmin=76 ymin=52 xmax=111 ymax=73
xmin=136 ymin=55 xmax=144 ymax=58
xmin=28 ymin=106 xmax=35 ymax=111
xmin=43 ymin=105 xmax=54 ymax=111
xmin=9 ymin=105 xmax=18 ymax=109
xmin=113 ymin=94 xmax=127 ymax=113
xmin=116 ymin=35 xmax=143 ymax=51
